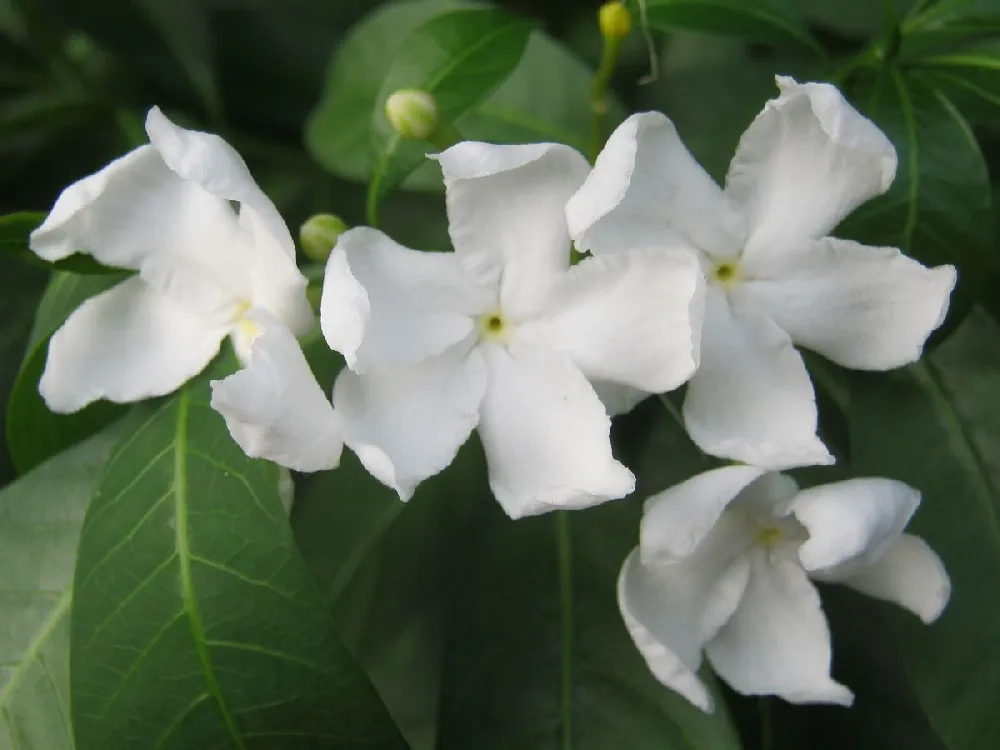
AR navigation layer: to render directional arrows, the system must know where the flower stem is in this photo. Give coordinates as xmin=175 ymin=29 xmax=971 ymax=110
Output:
xmin=589 ymin=34 xmax=624 ymax=163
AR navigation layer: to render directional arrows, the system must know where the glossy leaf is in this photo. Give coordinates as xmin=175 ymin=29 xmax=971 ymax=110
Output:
xmin=840 ymin=68 xmax=991 ymax=325
xmin=366 ymin=6 xmax=533 ymax=222
xmin=6 ymin=272 xmax=126 ymax=475
xmin=0 ymin=212 xmax=122 ymax=276
xmin=911 ymin=42 xmax=1000 ymax=124
xmin=644 ymin=0 xmax=822 ymax=52
xmin=0 ymin=428 xmax=121 ymax=750
xmin=434 ymin=402 xmax=742 ymax=749
xmin=306 ymin=0 xmax=617 ymax=194
xmin=71 ymin=372 xmax=407 ymax=750
xmin=849 ymin=307 xmax=1000 ymax=750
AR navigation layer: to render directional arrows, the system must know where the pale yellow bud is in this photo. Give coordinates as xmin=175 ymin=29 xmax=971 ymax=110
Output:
xmin=599 ymin=1 xmax=632 ymax=39
xmin=384 ymin=89 xmax=439 ymax=140
xmin=299 ymin=213 xmax=348 ymax=262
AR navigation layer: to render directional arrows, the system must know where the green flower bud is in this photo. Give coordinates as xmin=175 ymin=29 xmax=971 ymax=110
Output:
xmin=385 ymin=89 xmax=439 ymax=140
xmin=299 ymin=213 xmax=348 ymax=262
xmin=599 ymin=1 xmax=632 ymax=39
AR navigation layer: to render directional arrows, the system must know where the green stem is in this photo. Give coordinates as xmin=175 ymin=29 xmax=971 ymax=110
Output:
xmin=556 ymin=511 xmax=574 ymax=750
xmin=588 ymin=35 xmax=623 ymax=163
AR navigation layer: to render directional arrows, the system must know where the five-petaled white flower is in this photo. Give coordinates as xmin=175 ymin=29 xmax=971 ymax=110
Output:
xmin=212 ymin=141 xmax=705 ymax=519
xmin=567 ymin=76 xmax=957 ymax=470
xmin=618 ymin=465 xmax=950 ymax=711
xmin=29 ymin=107 xmax=313 ymax=413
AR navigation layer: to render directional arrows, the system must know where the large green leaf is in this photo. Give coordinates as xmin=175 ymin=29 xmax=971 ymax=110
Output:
xmin=848 ymin=307 xmax=1000 ymax=749
xmin=294 ymin=434 xmax=488 ymax=750
xmin=840 ymin=68 xmax=992 ymax=324
xmin=70 ymin=373 xmax=407 ymax=750
xmin=910 ymin=42 xmax=1000 ymax=124
xmin=0 ymin=428 xmax=121 ymax=750
xmin=644 ymin=0 xmax=822 ymax=52
xmin=6 ymin=272 xmax=126 ymax=475
xmin=365 ymin=6 xmax=533 ymax=223
xmin=434 ymin=402 xmax=742 ymax=748
xmin=306 ymin=0 xmax=619 ymax=195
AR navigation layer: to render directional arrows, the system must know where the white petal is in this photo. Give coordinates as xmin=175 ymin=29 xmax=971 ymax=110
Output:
xmin=791 ymin=477 xmax=920 ymax=574
xmin=566 ymin=112 xmax=746 ymax=259
xmin=432 ymin=141 xmax=589 ymax=316
xmin=618 ymin=549 xmax=751 ymax=712
xmin=590 ymin=381 xmax=649 ymax=416
xmin=210 ymin=311 xmax=343 ymax=472
xmin=706 ymin=548 xmax=854 ymax=706
xmin=736 ymin=238 xmax=956 ymax=370
xmin=145 ymin=107 xmax=313 ymax=334
xmin=39 ymin=277 xmax=226 ymax=413
xmin=640 ymin=465 xmax=766 ymax=566
xmin=477 ymin=343 xmax=634 ymax=519
xmin=30 ymin=145 xmax=244 ymax=317
xmin=518 ymin=248 xmax=704 ymax=394
xmin=682 ymin=290 xmax=834 ymax=469
xmin=332 ymin=345 xmax=487 ymax=501
xmin=830 ymin=534 xmax=950 ymax=624
xmin=320 ymin=228 xmax=492 ymax=371
xmin=727 ymin=77 xmax=897 ymax=262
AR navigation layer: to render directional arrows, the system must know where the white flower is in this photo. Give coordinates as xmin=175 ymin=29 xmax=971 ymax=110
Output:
xmin=29 ymin=107 xmax=313 ymax=413
xmin=213 ymin=141 xmax=705 ymax=519
xmin=618 ymin=466 xmax=950 ymax=711
xmin=567 ymin=77 xmax=957 ymax=469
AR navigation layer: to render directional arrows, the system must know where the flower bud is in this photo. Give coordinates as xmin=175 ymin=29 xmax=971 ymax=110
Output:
xmin=299 ymin=213 xmax=348 ymax=262
xmin=385 ymin=89 xmax=440 ymax=140
xmin=599 ymin=1 xmax=632 ymax=39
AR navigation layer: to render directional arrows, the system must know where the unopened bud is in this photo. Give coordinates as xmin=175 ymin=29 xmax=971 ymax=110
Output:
xmin=385 ymin=89 xmax=439 ymax=140
xmin=299 ymin=213 xmax=348 ymax=262
xmin=599 ymin=1 xmax=632 ymax=39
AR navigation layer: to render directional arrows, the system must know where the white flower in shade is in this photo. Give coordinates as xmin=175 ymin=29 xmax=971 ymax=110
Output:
xmin=29 ymin=107 xmax=313 ymax=413
xmin=566 ymin=76 xmax=957 ymax=469
xmin=213 ymin=141 xmax=704 ymax=519
xmin=618 ymin=466 xmax=950 ymax=711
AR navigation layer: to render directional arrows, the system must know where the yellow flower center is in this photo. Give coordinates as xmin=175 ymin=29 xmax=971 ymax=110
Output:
xmin=710 ymin=260 xmax=740 ymax=287
xmin=233 ymin=300 xmax=262 ymax=342
xmin=477 ymin=310 xmax=509 ymax=342
xmin=755 ymin=526 xmax=783 ymax=548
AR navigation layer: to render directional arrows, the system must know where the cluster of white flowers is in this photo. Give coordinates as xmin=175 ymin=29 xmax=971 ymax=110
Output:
xmin=32 ymin=78 xmax=954 ymax=711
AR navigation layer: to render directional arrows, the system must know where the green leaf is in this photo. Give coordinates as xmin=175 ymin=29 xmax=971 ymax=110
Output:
xmin=365 ymin=6 xmax=533 ymax=222
xmin=911 ymin=42 xmax=1000 ymax=124
xmin=71 ymin=374 xmax=407 ymax=750
xmin=294 ymin=420 xmax=488 ymax=749
xmin=839 ymin=68 xmax=991 ymax=327
xmin=306 ymin=0 xmax=619 ymax=194
xmin=6 ymin=272 xmax=126 ymax=475
xmin=0 ymin=212 xmax=124 ymax=276
xmin=903 ymin=0 xmax=1000 ymax=44
xmin=848 ymin=307 xmax=1000 ymax=749
xmin=644 ymin=0 xmax=822 ymax=52
xmin=0 ymin=427 xmax=121 ymax=750
xmin=0 ymin=258 xmax=46 ymax=485
xmin=434 ymin=403 xmax=741 ymax=748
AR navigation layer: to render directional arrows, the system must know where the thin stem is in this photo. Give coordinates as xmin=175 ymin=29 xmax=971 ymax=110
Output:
xmin=556 ymin=511 xmax=574 ymax=750
xmin=588 ymin=35 xmax=623 ymax=163
xmin=759 ymin=698 xmax=773 ymax=750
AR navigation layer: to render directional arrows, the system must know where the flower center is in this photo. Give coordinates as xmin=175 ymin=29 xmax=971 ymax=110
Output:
xmin=755 ymin=526 xmax=783 ymax=548
xmin=477 ymin=310 xmax=509 ymax=342
xmin=709 ymin=260 xmax=740 ymax=287
xmin=232 ymin=300 xmax=262 ymax=342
